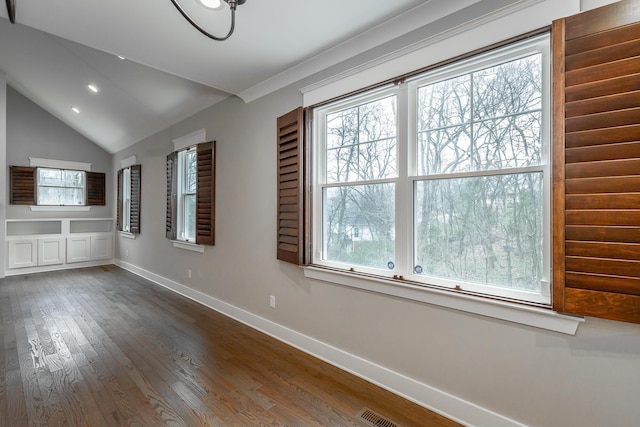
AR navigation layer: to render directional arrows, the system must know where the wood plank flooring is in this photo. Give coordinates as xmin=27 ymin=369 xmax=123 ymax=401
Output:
xmin=0 ymin=266 xmax=461 ymax=427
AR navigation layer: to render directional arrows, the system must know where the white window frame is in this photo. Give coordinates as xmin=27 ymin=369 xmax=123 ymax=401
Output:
xmin=312 ymin=34 xmax=551 ymax=305
xmin=177 ymin=146 xmax=197 ymax=242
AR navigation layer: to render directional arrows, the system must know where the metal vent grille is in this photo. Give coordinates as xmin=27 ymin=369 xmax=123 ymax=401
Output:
xmin=357 ymin=408 xmax=399 ymax=427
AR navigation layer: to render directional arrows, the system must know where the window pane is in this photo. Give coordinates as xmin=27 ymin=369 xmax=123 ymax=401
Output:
xmin=62 ymin=170 xmax=84 ymax=187
xmin=184 ymin=194 xmax=196 ymax=241
xmin=417 ymin=53 xmax=543 ymax=176
xmin=417 ymin=74 xmax=471 ymax=130
xmin=186 ymin=150 xmax=197 ymax=194
xmin=326 ymin=96 xmax=397 ymax=183
xmin=473 ymin=112 xmax=542 ymax=169
xmin=473 ymin=54 xmax=542 ymax=120
xmin=414 ymin=172 xmax=543 ymax=292
xmin=323 ymin=183 xmax=395 ymax=269
xmin=38 ymin=168 xmax=62 ymax=186
xmin=38 ymin=187 xmax=84 ymax=205
xmin=418 ymin=126 xmax=472 ymax=175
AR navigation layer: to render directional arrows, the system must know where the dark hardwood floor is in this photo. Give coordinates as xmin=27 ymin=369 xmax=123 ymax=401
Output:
xmin=0 ymin=266 xmax=461 ymax=427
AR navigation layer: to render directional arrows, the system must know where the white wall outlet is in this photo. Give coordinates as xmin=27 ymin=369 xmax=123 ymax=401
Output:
xmin=188 ymin=269 xmax=192 ymax=278
xmin=270 ymin=295 xmax=276 ymax=308
xmin=125 ymin=249 xmax=129 ymax=257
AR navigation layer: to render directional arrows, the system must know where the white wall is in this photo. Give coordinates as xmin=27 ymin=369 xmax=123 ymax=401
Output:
xmin=111 ymin=1 xmax=640 ymax=426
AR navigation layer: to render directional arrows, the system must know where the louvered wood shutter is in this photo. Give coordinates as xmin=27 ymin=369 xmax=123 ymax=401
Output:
xmin=86 ymin=172 xmax=106 ymax=206
xmin=117 ymin=169 xmax=123 ymax=231
xmin=277 ymin=107 xmax=306 ymax=265
xmin=552 ymin=0 xmax=640 ymax=323
xmin=196 ymin=142 xmax=215 ymax=246
xmin=10 ymin=166 xmax=36 ymax=205
xmin=130 ymin=164 xmax=141 ymax=234
xmin=166 ymin=152 xmax=178 ymax=240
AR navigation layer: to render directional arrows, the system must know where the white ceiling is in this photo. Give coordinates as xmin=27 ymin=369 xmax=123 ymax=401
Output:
xmin=0 ymin=0 xmax=481 ymax=153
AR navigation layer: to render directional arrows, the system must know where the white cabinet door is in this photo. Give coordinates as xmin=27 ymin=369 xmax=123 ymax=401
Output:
xmin=38 ymin=238 xmax=65 ymax=266
xmin=91 ymin=235 xmax=113 ymax=260
xmin=8 ymin=239 xmax=38 ymax=269
xmin=66 ymin=236 xmax=91 ymax=263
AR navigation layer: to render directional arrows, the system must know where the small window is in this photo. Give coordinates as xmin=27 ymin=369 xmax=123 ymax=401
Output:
xmin=10 ymin=166 xmax=105 ymax=207
xmin=37 ymin=168 xmax=85 ymax=205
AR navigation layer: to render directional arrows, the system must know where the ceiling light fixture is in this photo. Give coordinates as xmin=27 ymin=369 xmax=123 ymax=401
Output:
xmin=168 ymin=0 xmax=247 ymax=41
xmin=71 ymin=106 xmax=80 ymax=114
xmin=5 ymin=0 xmax=16 ymax=23
xmin=88 ymin=84 xmax=99 ymax=93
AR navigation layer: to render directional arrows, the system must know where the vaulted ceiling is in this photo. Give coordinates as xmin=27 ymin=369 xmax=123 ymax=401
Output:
xmin=0 ymin=0 xmax=481 ymax=153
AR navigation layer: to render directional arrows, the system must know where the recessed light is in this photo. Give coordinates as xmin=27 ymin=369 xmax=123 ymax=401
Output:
xmin=71 ymin=106 xmax=80 ymax=114
xmin=116 ymin=55 xmax=126 ymax=60
xmin=88 ymin=84 xmax=99 ymax=93
xmin=198 ymin=0 xmax=223 ymax=10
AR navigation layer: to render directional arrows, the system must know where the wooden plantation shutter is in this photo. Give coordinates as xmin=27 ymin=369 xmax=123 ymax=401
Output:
xmin=130 ymin=164 xmax=142 ymax=234
xmin=196 ymin=142 xmax=215 ymax=245
xmin=166 ymin=152 xmax=178 ymax=240
xmin=9 ymin=166 xmax=36 ymax=205
xmin=117 ymin=169 xmax=123 ymax=231
xmin=277 ymin=107 xmax=306 ymax=265
xmin=86 ymin=172 xmax=106 ymax=206
xmin=553 ymin=0 xmax=640 ymax=323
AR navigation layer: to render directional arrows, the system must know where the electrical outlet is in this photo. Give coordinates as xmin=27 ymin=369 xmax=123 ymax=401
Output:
xmin=188 ymin=269 xmax=192 ymax=278
xmin=125 ymin=249 xmax=129 ymax=257
xmin=270 ymin=295 xmax=276 ymax=308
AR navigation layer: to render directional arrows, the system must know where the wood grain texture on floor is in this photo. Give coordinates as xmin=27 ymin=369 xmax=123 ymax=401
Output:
xmin=0 ymin=266 xmax=461 ymax=427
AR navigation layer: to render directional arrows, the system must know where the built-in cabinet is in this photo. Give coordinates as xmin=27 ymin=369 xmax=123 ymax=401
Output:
xmin=5 ymin=218 xmax=114 ymax=275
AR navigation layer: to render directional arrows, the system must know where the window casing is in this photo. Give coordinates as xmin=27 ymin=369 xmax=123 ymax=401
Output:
xmin=312 ymin=34 xmax=551 ymax=304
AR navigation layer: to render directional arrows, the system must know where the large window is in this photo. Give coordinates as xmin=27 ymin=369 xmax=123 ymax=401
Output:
xmin=313 ymin=34 xmax=550 ymax=304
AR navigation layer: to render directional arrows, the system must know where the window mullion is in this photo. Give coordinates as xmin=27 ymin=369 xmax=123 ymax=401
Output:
xmin=396 ymin=83 xmax=411 ymax=278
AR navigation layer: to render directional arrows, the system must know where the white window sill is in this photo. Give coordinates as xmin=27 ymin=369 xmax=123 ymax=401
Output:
xmin=30 ymin=206 xmax=91 ymax=212
xmin=171 ymin=240 xmax=204 ymax=253
xmin=303 ymin=266 xmax=583 ymax=335
xmin=119 ymin=231 xmax=136 ymax=240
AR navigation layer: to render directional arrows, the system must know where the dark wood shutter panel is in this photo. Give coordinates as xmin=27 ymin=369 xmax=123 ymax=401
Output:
xmin=86 ymin=172 xmax=106 ymax=206
xmin=553 ymin=0 xmax=640 ymax=323
xmin=10 ymin=166 xmax=36 ymax=205
xmin=196 ymin=142 xmax=215 ymax=246
xmin=130 ymin=165 xmax=142 ymax=234
xmin=166 ymin=152 xmax=178 ymax=240
xmin=116 ymin=169 xmax=123 ymax=231
xmin=277 ymin=107 xmax=306 ymax=265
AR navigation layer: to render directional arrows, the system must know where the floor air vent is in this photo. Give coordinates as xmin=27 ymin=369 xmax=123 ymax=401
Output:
xmin=357 ymin=408 xmax=399 ymax=427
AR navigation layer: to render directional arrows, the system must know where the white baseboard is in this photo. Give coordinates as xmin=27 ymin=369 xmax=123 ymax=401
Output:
xmin=115 ymin=259 xmax=525 ymax=427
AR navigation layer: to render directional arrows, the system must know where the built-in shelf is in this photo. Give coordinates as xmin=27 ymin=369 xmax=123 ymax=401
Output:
xmin=5 ymin=218 xmax=114 ymax=275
